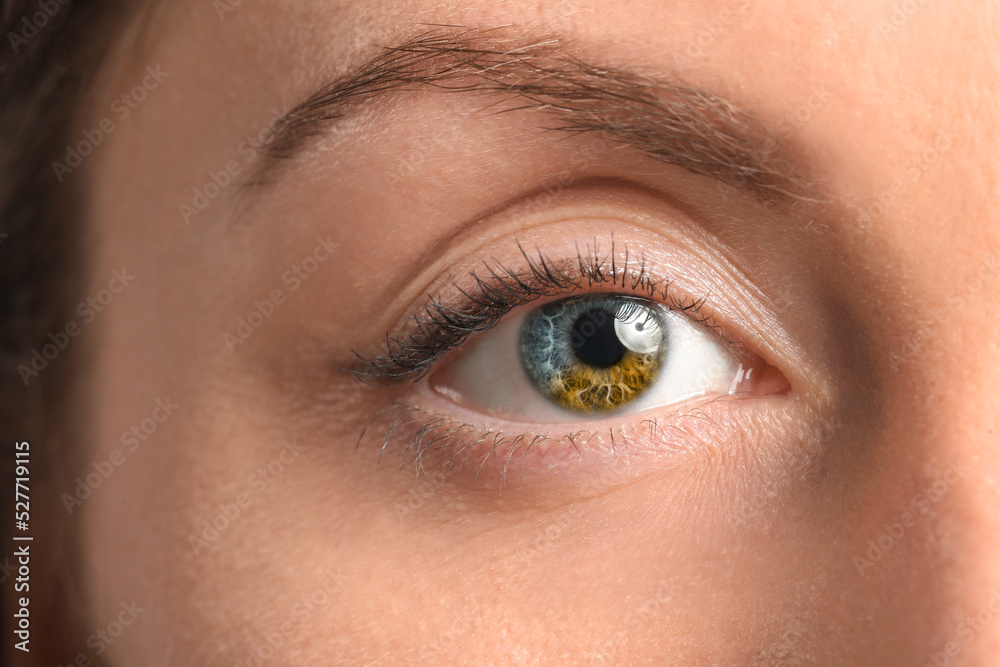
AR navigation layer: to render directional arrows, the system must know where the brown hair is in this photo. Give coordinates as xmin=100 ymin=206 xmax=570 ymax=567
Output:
xmin=1 ymin=1 xmax=141 ymax=663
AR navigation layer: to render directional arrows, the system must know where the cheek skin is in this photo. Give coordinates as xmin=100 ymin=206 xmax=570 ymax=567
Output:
xmin=89 ymin=373 xmax=830 ymax=663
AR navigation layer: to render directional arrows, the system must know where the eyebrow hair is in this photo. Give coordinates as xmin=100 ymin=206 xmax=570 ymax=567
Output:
xmin=247 ymin=26 xmax=814 ymax=201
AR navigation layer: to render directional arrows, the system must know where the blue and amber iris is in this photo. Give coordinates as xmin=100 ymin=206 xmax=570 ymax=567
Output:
xmin=519 ymin=295 xmax=668 ymax=413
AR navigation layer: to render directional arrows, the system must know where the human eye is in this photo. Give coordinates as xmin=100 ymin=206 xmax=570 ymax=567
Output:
xmin=441 ymin=290 xmax=744 ymax=422
xmin=352 ymin=232 xmax=790 ymax=488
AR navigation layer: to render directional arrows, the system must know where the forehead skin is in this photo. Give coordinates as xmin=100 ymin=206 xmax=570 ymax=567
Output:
xmin=68 ymin=0 xmax=1000 ymax=665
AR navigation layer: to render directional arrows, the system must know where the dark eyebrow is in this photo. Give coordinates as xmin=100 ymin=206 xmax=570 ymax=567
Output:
xmin=246 ymin=26 xmax=816 ymax=201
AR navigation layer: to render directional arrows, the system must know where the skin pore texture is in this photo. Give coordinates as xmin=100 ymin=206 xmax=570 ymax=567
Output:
xmin=55 ymin=0 xmax=1000 ymax=664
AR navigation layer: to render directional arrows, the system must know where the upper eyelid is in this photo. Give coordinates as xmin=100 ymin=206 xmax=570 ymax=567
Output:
xmin=349 ymin=241 xmax=731 ymax=384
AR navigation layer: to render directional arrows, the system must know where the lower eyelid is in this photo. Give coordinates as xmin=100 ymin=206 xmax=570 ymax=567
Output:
xmin=357 ymin=393 xmax=786 ymax=494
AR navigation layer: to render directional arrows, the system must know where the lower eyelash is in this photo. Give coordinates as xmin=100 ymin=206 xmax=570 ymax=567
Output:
xmin=356 ymin=398 xmax=736 ymax=491
xmin=361 ymin=404 xmax=566 ymax=480
xmin=358 ymin=401 xmax=607 ymax=487
xmin=350 ymin=239 xmax=710 ymax=384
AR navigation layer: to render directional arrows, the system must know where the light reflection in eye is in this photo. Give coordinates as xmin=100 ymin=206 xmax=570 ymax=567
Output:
xmin=434 ymin=293 xmax=745 ymax=423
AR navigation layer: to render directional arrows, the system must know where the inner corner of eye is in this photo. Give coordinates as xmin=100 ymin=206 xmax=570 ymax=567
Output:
xmin=428 ymin=292 xmax=788 ymax=424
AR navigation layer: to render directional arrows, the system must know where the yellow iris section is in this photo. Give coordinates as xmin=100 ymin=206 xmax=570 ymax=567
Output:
xmin=546 ymin=350 xmax=663 ymax=413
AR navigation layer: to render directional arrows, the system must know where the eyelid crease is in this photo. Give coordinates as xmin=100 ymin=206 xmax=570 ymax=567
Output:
xmin=349 ymin=239 xmax=722 ymax=384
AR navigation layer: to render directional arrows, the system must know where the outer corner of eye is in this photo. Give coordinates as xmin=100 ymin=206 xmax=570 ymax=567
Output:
xmin=426 ymin=293 xmax=789 ymax=424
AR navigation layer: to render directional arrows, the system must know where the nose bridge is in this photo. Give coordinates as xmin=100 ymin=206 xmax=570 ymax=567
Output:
xmin=839 ymin=217 xmax=1000 ymax=659
xmin=892 ymin=296 xmax=1000 ymax=663
xmin=939 ymin=394 xmax=1000 ymax=663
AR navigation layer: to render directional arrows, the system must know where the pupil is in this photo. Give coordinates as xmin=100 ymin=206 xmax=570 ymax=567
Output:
xmin=570 ymin=309 xmax=626 ymax=368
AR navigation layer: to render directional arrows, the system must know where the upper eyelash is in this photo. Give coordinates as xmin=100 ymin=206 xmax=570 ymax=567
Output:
xmin=350 ymin=240 xmax=711 ymax=384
